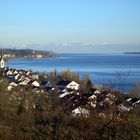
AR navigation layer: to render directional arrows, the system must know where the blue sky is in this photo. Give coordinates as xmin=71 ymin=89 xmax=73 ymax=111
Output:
xmin=0 ymin=0 xmax=140 ymax=53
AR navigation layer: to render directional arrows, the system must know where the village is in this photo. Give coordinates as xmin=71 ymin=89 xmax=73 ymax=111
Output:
xmin=0 ymin=48 xmax=55 ymax=60
xmin=0 ymin=51 xmax=140 ymax=118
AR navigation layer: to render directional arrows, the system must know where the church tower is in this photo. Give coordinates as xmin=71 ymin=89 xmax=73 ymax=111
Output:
xmin=0 ymin=49 xmax=5 ymax=68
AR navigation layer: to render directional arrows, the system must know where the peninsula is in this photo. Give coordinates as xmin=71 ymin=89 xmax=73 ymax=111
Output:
xmin=124 ymin=52 xmax=140 ymax=54
xmin=1 ymin=48 xmax=57 ymax=59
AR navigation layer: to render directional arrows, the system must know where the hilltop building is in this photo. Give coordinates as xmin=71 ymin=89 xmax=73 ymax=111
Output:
xmin=0 ymin=50 xmax=5 ymax=68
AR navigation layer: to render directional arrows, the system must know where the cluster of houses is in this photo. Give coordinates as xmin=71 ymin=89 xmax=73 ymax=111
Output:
xmin=0 ymin=66 xmax=140 ymax=117
xmin=1 ymin=67 xmax=40 ymax=90
xmin=1 ymin=50 xmax=140 ymax=117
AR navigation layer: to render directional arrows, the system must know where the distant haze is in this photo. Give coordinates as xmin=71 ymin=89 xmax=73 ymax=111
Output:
xmin=0 ymin=0 xmax=140 ymax=53
xmin=26 ymin=43 xmax=140 ymax=53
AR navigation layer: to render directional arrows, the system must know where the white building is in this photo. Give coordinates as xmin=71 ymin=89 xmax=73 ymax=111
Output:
xmin=0 ymin=50 xmax=5 ymax=68
xmin=31 ymin=81 xmax=40 ymax=87
xmin=72 ymin=106 xmax=90 ymax=117
xmin=59 ymin=90 xmax=72 ymax=98
xmin=19 ymin=78 xmax=31 ymax=86
xmin=57 ymin=80 xmax=80 ymax=90
xmin=67 ymin=81 xmax=80 ymax=90
xmin=88 ymin=94 xmax=97 ymax=100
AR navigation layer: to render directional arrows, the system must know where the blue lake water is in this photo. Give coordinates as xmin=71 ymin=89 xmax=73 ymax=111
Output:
xmin=7 ymin=54 xmax=140 ymax=92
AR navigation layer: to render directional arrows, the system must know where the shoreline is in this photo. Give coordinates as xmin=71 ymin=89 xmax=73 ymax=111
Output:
xmin=1 ymin=65 xmax=132 ymax=94
xmin=6 ymin=53 xmax=140 ymax=93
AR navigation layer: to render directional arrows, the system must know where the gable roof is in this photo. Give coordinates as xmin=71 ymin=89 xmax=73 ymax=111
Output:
xmin=40 ymin=81 xmax=48 ymax=86
xmin=83 ymin=92 xmax=94 ymax=98
xmin=131 ymin=97 xmax=140 ymax=103
xmin=57 ymin=80 xmax=71 ymax=86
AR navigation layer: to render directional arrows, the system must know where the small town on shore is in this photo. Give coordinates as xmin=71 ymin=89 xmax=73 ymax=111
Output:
xmin=0 ymin=50 xmax=140 ymax=118
xmin=0 ymin=48 xmax=56 ymax=60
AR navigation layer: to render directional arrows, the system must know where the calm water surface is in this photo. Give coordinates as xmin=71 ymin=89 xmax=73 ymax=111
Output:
xmin=7 ymin=54 xmax=140 ymax=92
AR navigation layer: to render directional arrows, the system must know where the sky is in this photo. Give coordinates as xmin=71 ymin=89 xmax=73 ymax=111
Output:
xmin=0 ymin=0 xmax=140 ymax=53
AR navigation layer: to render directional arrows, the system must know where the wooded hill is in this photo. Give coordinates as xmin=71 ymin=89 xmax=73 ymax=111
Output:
xmin=1 ymin=48 xmax=56 ymax=59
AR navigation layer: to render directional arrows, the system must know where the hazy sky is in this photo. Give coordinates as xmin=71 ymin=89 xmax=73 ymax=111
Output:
xmin=0 ymin=0 xmax=140 ymax=53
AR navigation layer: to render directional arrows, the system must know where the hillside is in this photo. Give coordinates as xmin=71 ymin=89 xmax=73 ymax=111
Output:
xmin=1 ymin=49 xmax=57 ymax=59
xmin=0 ymin=68 xmax=140 ymax=140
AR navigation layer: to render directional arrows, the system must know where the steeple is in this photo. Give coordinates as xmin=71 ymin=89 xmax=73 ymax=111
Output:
xmin=0 ymin=49 xmax=5 ymax=68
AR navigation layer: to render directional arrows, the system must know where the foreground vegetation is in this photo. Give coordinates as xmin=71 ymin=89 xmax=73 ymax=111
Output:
xmin=0 ymin=70 xmax=140 ymax=140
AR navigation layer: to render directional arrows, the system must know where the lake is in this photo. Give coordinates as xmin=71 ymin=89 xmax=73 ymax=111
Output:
xmin=7 ymin=53 xmax=140 ymax=92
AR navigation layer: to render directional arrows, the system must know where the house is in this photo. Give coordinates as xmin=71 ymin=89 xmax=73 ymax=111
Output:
xmin=106 ymin=93 xmax=116 ymax=101
xmin=18 ymin=81 xmax=28 ymax=86
xmin=36 ymin=54 xmax=43 ymax=58
xmin=90 ymin=88 xmax=101 ymax=95
xmin=31 ymin=81 xmax=40 ymax=87
xmin=104 ymin=97 xmax=114 ymax=105
xmin=118 ymin=104 xmax=131 ymax=112
xmin=83 ymin=92 xmax=97 ymax=100
xmin=59 ymin=89 xmax=73 ymax=98
xmin=18 ymin=76 xmax=25 ymax=82
xmin=41 ymin=81 xmax=54 ymax=90
xmin=59 ymin=88 xmax=79 ymax=98
xmin=10 ymin=82 xmax=18 ymax=87
xmin=18 ymin=78 xmax=31 ymax=86
xmin=89 ymin=94 xmax=97 ymax=100
xmin=131 ymin=98 xmax=140 ymax=105
xmin=126 ymin=98 xmax=132 ymax=102
xmin=57 ymin=80 xmax=79 ymax=90
xmin=13 ymin=70 xmax=18 ymax=75
xmin=59 ymin=93 xmax=76 ymax=104
xmin=18 ymin=70 xmax=26 ymax=75
xmin=59 ymin=92 xmax=71 ymax=98
xmin=40 ymin=81 xmax=55 ymax=91
xmin=57 ymin=80 xmax=71 ymax=89
xmin=6 ymin=70 xmax=13 ymax=76
xmin=83 ymin=93 xmax=97 ymax=108
xmin=7 ymin=82 xmax=18 ymax=91
xmin=3 ymin=53 xmax=12 ymax=58
xmin=90 ymin=102 xmax=96 ymax=108
xmin=126 ymin=97 xmax=140 ymax=107
xmin=14 ymin=74 xmax=20 ymax=80
xmin=18 ymin=77 xmax=23 ymax=82
xmin=26 ymin=71 xmax=31 ymax=76
xmin=31 ymin=74 xmax=39 ymax=80
xmin=72 ymin=106 xmax=90 ymax=117
xmin=97 ymin=91 xmax=110 ymax=102
xmin=67 ymin=81 xmax=80 ymax=90
xmin=7 ymin=85 xmax=13 ymax=91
